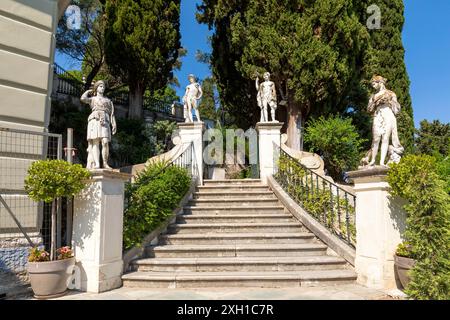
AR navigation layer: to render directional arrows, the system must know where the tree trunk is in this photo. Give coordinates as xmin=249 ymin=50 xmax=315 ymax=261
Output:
xmin=286 ymin=96 xmax=303 ymax=151
xmin=84 ymin=64 xmax=103 ymax=91
xmin=128 ymin=83 xmax=144 ymax=119
xmin=51 ymin=200 xmax=56 ymax=261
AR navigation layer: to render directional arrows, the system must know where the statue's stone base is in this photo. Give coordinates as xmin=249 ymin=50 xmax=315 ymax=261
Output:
xmin=347 ymin=167 xmax=406 ymax=290
xmin=256 ymin=122 xmax=283 ymax=183
xmin=177 ymin=122 xmax=205 ymax=185
xmin=72 ymin=169 xmax=130 ymax=293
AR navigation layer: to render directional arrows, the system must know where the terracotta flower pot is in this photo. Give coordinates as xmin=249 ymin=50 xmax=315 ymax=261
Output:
xmin=27 ymin=257 xmax=76 ymax=299
xmin=394 ymin=254 xmax=416 ymax=289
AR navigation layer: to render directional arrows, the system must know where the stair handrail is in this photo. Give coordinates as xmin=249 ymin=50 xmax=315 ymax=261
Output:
xmin=273 ymin=142 xmax=356 ymax=248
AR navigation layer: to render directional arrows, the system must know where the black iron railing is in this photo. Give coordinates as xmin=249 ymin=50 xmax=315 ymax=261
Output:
xmin=54 ymin=64 xmax=84 ymax=97
xmin=273 ymin=144 xmax=356 ymax=247
xmin=53 ymin=63 xmax=184 ymax=118
xmin=143 ymin=97 xmax=176 ymax=116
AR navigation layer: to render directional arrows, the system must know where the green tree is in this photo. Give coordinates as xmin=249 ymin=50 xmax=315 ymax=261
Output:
xmin=304 ymin=115 xmax=366 ymax=180
xmin=199 ymin=77 xmax=219 ymax=121
xmin=104 ymin=0 xmax=182 ymax=119
xmin=357 ymin=0 xmax=415 ymax=153
xmin=57 ymin=0 xmax=106 ymax=90
xmin=415 ymin=120 xmax=450 ymax=158
xmin=197 ymin=0 xmax=263 ymax=129
xmin=198 ymin=0 xmax=369 ymax=150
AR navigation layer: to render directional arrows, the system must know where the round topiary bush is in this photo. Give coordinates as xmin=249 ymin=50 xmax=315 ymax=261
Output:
xmin=25 ymin=160 xmax=90 ymax=260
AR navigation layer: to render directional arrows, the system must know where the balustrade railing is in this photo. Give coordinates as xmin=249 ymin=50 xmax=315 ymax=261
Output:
xmin=273 ymin=144 xmax=356 ymax=248
xmin=53 ymin=64 xmax=182 ymax=118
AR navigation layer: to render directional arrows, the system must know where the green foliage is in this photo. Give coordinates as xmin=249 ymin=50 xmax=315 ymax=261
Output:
xmin=304 ymin=115 xmax=366 ymax=180
xmin=112 ymin=119 xmax=176 ymax=167
xmin=57 ymin=0 xmax=105 ymax=89
xmin=104 ymin=0 xmax=182 ymax=118
xmin=150 ymin=120 xmax=177 ymax=155
xmin=49 ymin=99 xmax=90 ymax=165
xmin=396 ymin=242 xmax=413 ymax=258
xmin=111 ymin=118 xmax=153 ymax=167
xmin=145 ymin=86 xmax=180 ymax=107
xmin=356 ymin=0 xmax=415 ymax=154
xmin=199 ymin=77 xmax=219 ymax=121
xmin=198 ymin=0 xmax=369 ymax=145
xmin=415 ymin=120 xmax=450 ymax=158
xmin=387 ymin=155 xmax=450 ymax=300
xmin=25 ymin=160 xmax=90 ymax=203
xmin=198 ymin=1 xmax=414 ymax=150
xmin=276 ymin=154 xmax=356 ymax=245
xmin=436 ymin=156 xmax=450 ymax=194
xmin=123 ymin=162 xmax=191 ymax=250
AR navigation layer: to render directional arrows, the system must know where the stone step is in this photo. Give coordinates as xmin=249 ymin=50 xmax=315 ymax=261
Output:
xmin=203 ymin=179 xmax=263 ymax=186
xmin=122 ymin=269 xmax=357 ymax=288
xmin=145 ymin=243 xmax=327 ymax=258
xmin=132 ymin=256 xmax=349 ymax=272
xmin=176 ymin=214 xmax=294 ymax=224
xmin=183 ymin=206 xmax=286 ymax=215
xmin=159 ymin=232 xmax=315 ymax=245
xmin=166 ymin=222 xmax=304 ymax=234
xmin=198 ymin=185 xmax=269 ymax=192
xmin=193 ymin=191 xmax=276 ymax=200
xmin=188 ymin=198 xmax=280 ymax=207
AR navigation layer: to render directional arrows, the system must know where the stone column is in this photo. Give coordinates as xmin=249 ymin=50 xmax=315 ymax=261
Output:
xmin=347 ymin=167 xmax=406 ymax=290
xmin=72 ymin=170 xmax=130 ymax=293
xmin=256 ymin=122 xmax=283 ymax=184
xmin=177 ymin=122 xmax=205 ymax=185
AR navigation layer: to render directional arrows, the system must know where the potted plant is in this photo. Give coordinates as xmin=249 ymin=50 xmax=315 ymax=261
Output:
xmin=25 ymin=159 xmax=90 ymax=299
xmin=394 ymin=242 xmax=416 ymax=289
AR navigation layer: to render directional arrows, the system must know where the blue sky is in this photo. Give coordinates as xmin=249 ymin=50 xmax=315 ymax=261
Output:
xmin=57 ymin=0 xmax=450 ymax=127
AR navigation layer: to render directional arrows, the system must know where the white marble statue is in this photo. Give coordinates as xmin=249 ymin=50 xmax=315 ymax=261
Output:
xmin=361 ymin=75 xmax=404 ymax=167
xmin=183 ymin=74 xmax=203 ymax=122
xmin=80 ymin=80 xmax=117 ymax=169
xmin=256 ymin=72 xmax=278 ymax=122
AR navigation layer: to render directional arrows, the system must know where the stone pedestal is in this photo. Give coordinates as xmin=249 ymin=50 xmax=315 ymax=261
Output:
xmin=177 ymin=122 xmax=205 ymax=185
xmin=256 ymin=122 xmax=283 ymax=184
xmin=72 ymin=170 xmax=130 ymax=293
xmin=348 ymin=167 xmax=406 ymax=290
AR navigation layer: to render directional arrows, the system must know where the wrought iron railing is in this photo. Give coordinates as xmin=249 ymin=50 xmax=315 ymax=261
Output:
xmin=54 ymin=64 xmax=84 ymax=97
xmin=143 ymin=97 xmax=184 ymax=118
xmin=53 ymin=63 xmax=184 ymax=119
xmin=273 ymin=144 xmax=356 ymax=248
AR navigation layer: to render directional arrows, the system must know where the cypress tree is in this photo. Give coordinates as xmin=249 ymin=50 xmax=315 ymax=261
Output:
xmin=199 ymin=0 xmax=368 ymax=150
xmin=104 ymin=0 xmax=182 ymax=119
xmin=359 ymin=0 xmax=415 ymax=153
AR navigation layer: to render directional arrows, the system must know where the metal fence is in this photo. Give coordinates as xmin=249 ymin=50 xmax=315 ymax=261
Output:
xmin=0 ymin=127 xmax=63 ymax=274
xmin=171 ymin=142 xmax=199 ymax=180
xmin=53 ymin=63 xmax=184 ymax=120
xmin=273 ymin=144 xmax=356 ymax=248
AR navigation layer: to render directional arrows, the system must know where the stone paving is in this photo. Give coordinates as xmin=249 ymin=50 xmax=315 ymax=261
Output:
xmin=48 ymin=284 xmax=403 ymax=300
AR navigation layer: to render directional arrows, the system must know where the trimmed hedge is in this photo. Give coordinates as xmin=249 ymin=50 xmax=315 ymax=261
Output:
xmin=123 ymin=162 xmax=191 ymax=250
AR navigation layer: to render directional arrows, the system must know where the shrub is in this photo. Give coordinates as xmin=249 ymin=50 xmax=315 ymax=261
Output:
xmin=25 ymin=160 xmax=90 ymax=203
xmin=388 ymin=154 xmax=450 ymax=300
xmin=25 ymin=160 xmax=90 ymax=260
xmin=123 ymin=161 xmax=191 ymax=250
xmin=304 ymin=115 xmax=366 ymax=181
